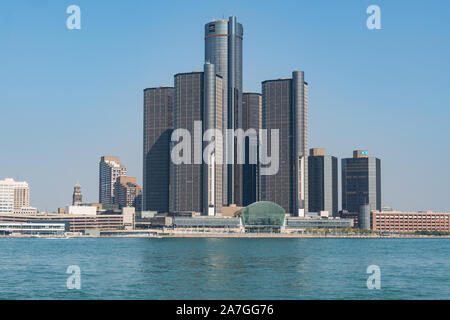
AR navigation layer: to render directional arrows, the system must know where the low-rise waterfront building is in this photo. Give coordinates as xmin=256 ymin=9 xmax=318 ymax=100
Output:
xmin=372 ymin=211 xmax=450 ymax=233
xmin=285 ymin=216 xmax=354 ymax=230
xmin=0 ymin=222 xmax=65 ymax=236
xmin=171 ymin=216 xmax=242 ymax=233
xmin=0 ymin=208 xmax=135 ymax=233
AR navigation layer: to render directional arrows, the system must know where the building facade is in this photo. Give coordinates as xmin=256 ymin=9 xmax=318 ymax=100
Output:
xmin=170 ymin=63 xmax=224 ymax=216
xmin=114 ymin=176 xmax=142 ymax=211
xmin=99 ymin=156 xmax=127 ymax=205
xmin=0 ymin=223 xmax=65 ymax=236
xmin=205 ymin=16 xmax=243 ymax=205
xmin=0 ymin=178 xmax=30 ymax=213
xmin=308 ymin=148 xmax=338 ymax=216
xmin=241 ymin=92 xmax=262 ymax=206
xmin=260 ymin=71 xmax=309 ymax=216
xmin=342 ymin=150 xmax=381 ymax=212
xmin=143 ymin=86 xmax=173 ymax=213
xmin=0 ymin=212 xmax=130 ymax=233
xmin=372 ymin=211 xmax=450 ymax=233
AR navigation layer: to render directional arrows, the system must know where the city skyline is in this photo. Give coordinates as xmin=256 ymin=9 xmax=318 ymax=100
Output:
xmin=1 ymin=1 xmax=449 ymax=212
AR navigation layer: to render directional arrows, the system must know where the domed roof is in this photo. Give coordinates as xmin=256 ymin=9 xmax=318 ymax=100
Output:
xmin=238 ymin=201 xmax=286 ymax=226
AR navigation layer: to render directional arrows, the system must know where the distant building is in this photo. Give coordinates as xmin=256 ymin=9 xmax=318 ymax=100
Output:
xmin=308 ymin=148 xmax=338 ymax=216
xmin=372 ymin=211 xmax=450 ymax=233
xmin=72 ymin=183 xmax=82 ymax=206
xmin=260 ymin=71 xmax=308 ymax=216
xmin=342 ymin=150 xmax=381 ymax=212
xmin=0 ymin=178 xmax=30 ymax=213
xmin=99 ymin=156 xmax=127 ymax=205
xmin=143 ymin=86 xmax=173 ymax=213
xmin=114 ymin=176 xmax=142 ymax=211
xmin=240 ymin=92 xmax=262 ymax=206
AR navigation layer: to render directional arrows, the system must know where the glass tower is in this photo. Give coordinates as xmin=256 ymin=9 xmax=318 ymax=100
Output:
xmin=261 ymin=71 xmax=309 ymax=216
xmin=205 ymin=16 xmax=243 ymax=205
xmin=308 ymin=148 xmax=338 ymax=216
xmin=170 ymin=64 xmax=224 ymax=216
xmin=143 ymin=87 xmax=173 ymax=213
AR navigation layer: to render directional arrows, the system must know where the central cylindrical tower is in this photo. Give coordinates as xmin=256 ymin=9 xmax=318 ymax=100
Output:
xmin=204 ymin=16 xmax=243 ymax=206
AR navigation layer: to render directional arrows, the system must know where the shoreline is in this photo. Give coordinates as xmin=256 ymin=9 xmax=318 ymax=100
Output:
xmin=1 ymin=233 xmax=450 ymax=239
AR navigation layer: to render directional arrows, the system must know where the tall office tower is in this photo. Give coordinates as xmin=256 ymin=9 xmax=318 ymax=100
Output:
xmin=342 ymin=150 xmax=381 ymax=212
xmin=260 ymin=71 xmax=308 ymax=216
xmin=99 ymin=156 xmax=127 ymax=205
xmin=72 ymin=183 xmax=82 ymax=206
xmin=171 ymin=63 xmax=223 ymax=215
xmin=114 ymin=176 xmax=142 ymax=211
xmin=241 ymin=92 xmax=262 ymax=206
xmin=143 ymin=86 xmax=173 ymax=213
xmin=0 ymin=178 xmax=29 ymax=213
xmin=205 ymin=16 xmax=243 ymax=205
xmin=308 ymin=148 xmax=338 ymax=216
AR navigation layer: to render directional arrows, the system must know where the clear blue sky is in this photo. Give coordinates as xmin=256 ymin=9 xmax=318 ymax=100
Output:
xmin=0 ymin=0 xmax=449 ymax=212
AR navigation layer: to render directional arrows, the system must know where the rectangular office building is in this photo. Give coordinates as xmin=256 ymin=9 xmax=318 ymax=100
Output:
xmin=143 ymin=86 xmax=173 ymax=213
xmin=342 ymin=150 xmax=381 ymax=212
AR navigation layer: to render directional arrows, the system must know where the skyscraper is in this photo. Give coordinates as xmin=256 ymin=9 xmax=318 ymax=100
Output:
xmin=205 ymin=16 xmax=243 ymax=205
xmin=0 ymin=178 xmax=30 ymax=213
xmin=260 ymin=71 xmax=308 ymax=216
xmin=342 ymin=150 xmax=381 ymax=212
xmin=170 ymin=63 xmax=223 ymax=215
xmin=143 ymin=86 xmax=173 ymax=213
xmin=99 ymin=156 xmax=127 ymax=205
xmin=241 ymin=92 xmax=262 ymax=206
xmin=308 ymin=148 xmax=338 ymax=216
xmin=72 ymin=183 xmax=82 ymax=206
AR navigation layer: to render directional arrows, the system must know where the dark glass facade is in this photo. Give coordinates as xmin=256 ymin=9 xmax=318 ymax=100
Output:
xmin=342 ymin=154 xmax=381 ymax=213
xmin=308 ymin=154 xmax=338 ymax=216
xmin=241 ymin=92 xmax=262 ymax=206
xmin=260 ymin=71 xmax=308 ymax=215
xmin=171 ymin=66 xmax=224 ymax=215
xmin=171 ymin=72 xmax=204 ymax=214
xmin=143 ymin=87 xmax=173 ymax=213
xmin=205 ymin=16 xmax=243 ymax=205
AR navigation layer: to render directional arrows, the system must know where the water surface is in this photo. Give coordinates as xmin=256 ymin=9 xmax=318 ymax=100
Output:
xmin=0 ymin=238 xmax=448 ymax=299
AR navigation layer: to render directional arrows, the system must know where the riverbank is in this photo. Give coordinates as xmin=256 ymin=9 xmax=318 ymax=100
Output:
xmin=1 ymin=233 xmax=450 ymax=239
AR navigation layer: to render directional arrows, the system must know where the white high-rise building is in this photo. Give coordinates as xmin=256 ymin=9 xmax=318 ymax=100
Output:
xmin=0 ymin=178 xmax=30 ymax=213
